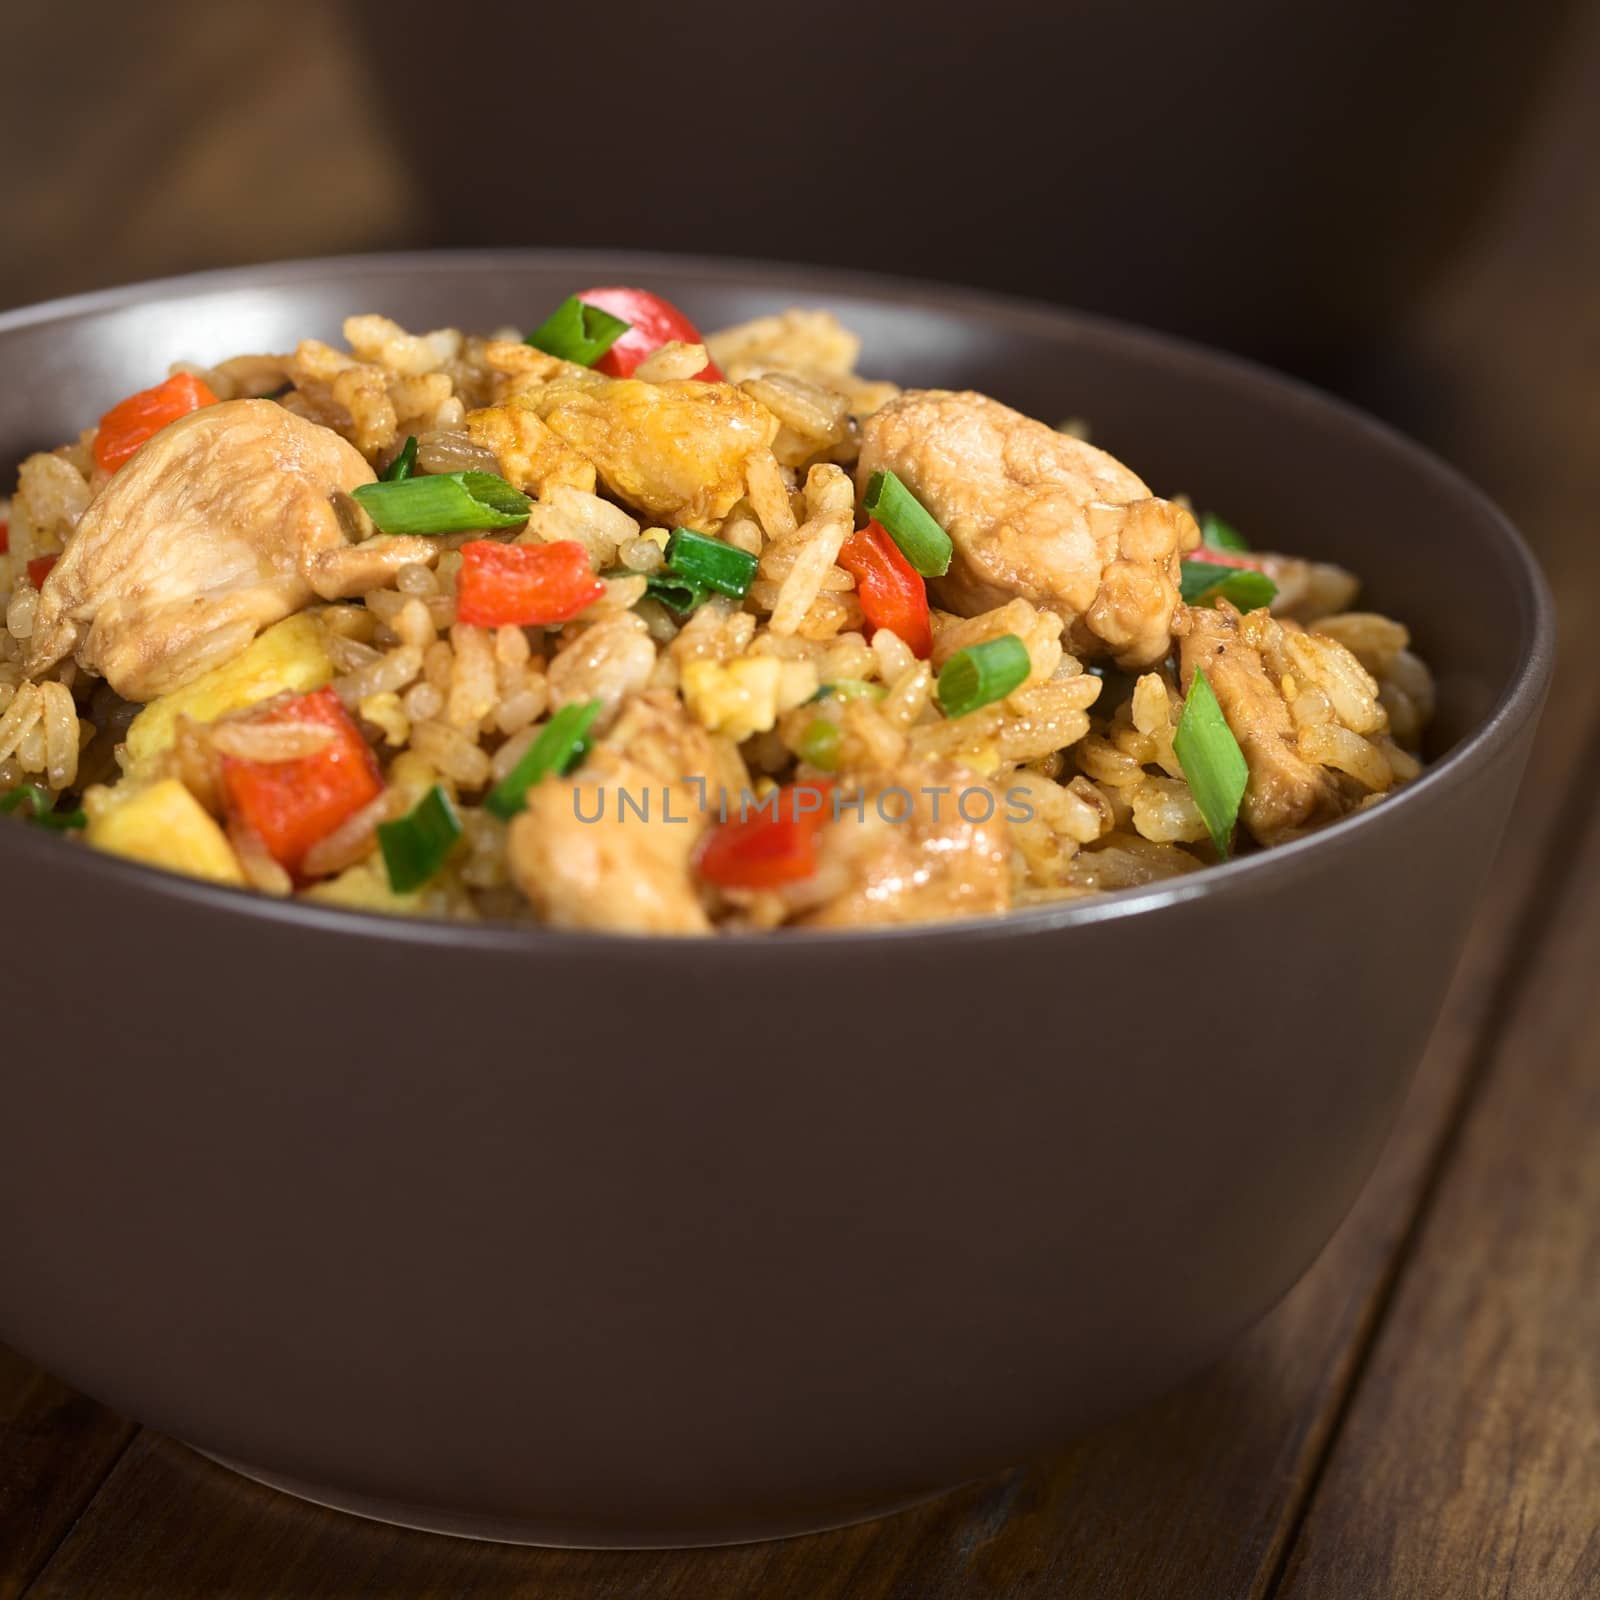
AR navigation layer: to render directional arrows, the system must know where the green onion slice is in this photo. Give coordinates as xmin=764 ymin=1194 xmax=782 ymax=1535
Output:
xmin=485 ymin=699 xmax=603 ymax=821
xmin=864 ymin=469 xmax=953 ymax=577
xmin=382 ymin=435 xmax=418 ymax=482
xmin=0 ymin=784 xmax=87 ymax=831
xmin=377 ymin=784 xmax=462 ymax=893
xmin=807 ymin=678 xmax=885 ymax=704
xmin=524 ymin=295 xmax=630 ymax=366
xmin=666 ymin=528 xmax=759 ymax=599
xmin=351 ymin=472 xmax=531 ymax=536
xmin=642 ymin=572 xmax=713 ymax=616
xmin=1180 ymin=560 xmax=1277 ymax=612
xmin=796 ymin=718 xmax=841 ymax=771
xmin=937 ymin=634 xmax=1031 ymax=718
xmin=1200 ymin=512 xmax=1250 ymax=553
xmin=1173 ymin=666 xmax=1249 ymax=858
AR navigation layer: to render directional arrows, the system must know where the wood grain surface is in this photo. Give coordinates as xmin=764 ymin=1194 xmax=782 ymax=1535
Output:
xmin=1278 ymin=733 xmax=1600 ymax=1600
xmin=3 ymin=4 xmax=1599 ymax=1596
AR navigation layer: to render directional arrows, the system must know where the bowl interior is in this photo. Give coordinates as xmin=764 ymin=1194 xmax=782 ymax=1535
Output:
xmin=0 ymin=249 xmax=1546 ymax=817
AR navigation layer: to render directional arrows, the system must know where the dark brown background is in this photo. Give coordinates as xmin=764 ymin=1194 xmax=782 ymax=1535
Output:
xmin=1 ymin=0 xmax=1588 ymax=364
xmin=3 ymin=1 xmax=1600 ymax=1594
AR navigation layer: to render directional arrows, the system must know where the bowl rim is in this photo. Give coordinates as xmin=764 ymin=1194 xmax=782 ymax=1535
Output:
xmin=0 ymin=247 xmax=1556 ymax=952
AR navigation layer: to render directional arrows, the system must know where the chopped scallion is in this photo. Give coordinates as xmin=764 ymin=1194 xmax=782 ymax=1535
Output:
xmin=808 ymin=678 xmax=885 ymax=704
xmin=1173 ymin=666 xmax=1249 ymax=858
xmin=351 ymin=472 xmax=531 ymax=536
xmin=1200 ymin=512 xmax=1250 ymax=553
xmin=524 ymin=295 xmax=630 ymax=366
xmin=642 ymin=572 xmax=713 ymax=615
xmin=383 ymin=435 xmax=418 ymax=482
xmin=377 ymin=784 xmax=462 ymax=893
xmin=1180 ymin=561 xmax=1277 ymax=612
xmin=485 ymin=700 xmax=603 ymax=821
xmin=0 ymin=784 xmax=87 ymax=831
xmin=937 ymin=634 xmax=1031 ymax=719
xmin=864 ymin=469 xmax=953 ymax=577
xmin=666 ymin=528 xmax=759 ymax=599
xmin=796 ymin=718 xmax=841 ymax=771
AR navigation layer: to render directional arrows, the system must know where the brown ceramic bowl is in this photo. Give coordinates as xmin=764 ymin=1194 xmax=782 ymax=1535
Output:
xmin=0 ymin=253 xmax=1552 ymax=1547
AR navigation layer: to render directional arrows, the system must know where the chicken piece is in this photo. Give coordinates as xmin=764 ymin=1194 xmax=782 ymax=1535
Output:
xmin=506 ymin=690 xmax=744 ymax=935
xmin=466 ymin=400 xmax=597 ymax=496
xmin=306 ymin=535 xmax=439 ymax=601
xmin=1178 ymin=605 xmax=1339 ymax=843
xmin=604 ymin=688 xmax=747 ymax=809
xmin=858 ymin=390 xmax=1199 ymax=668
xmin=26 ymin=400 xmax=376 ymax=701
xmin=795 ymin=761 xmax=1012 ymax=928
xmin=523 ymin=377 xmax=779 ymax=529
xmin=508 ymin=749 xmax=711 ymax=934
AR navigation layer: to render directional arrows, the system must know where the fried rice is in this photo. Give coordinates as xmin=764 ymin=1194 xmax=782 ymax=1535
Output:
xmin=0 ymin=291 xmax=1435 ymax=933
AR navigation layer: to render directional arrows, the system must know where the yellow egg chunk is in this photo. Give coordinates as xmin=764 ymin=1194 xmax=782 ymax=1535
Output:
xmin=124 ymin=612 xmax=333 ymax=764
xmin=303 ymin=858 xmax=423 ymax=916
xmin=524 ymin=377 xmax=780 ymax=529
xmin=87 ymin=779 xmax=245 ymax=885
xmin=680 ymin=657 xmax=783 ymax=742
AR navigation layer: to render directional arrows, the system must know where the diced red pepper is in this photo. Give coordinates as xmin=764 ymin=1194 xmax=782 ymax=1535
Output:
xmin=218 ymin=688 xmax=382 ymax=877
xmin=93 ymin=372 xmax=219 ymax=474
xmin=837 ymin=519 xmax=933 ymax=658
xmin=698 ymin=781 xmax=837 ymax=891
xmin=1184 ymin=546 xmax=1264 ymax=572
xmin=575 ymin=287 xmax=725 ymax=382
xmin=26 ymin=554 xmax=57 ymax=589
xmin=0 ymin=520 xmax=8 ymax=555
xmin=456 ymin=539 xmax=605 ymax=628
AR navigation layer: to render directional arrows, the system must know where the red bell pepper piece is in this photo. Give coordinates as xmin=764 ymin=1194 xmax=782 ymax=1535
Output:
xmin=219 ymin=687 xmax=382 ymax=877
xmin=1183 ymin=546 xmax=1264 ymax=572
xmin=837 ymin=519 xmax=933 ymax=659
xmin=575 ymin=287 xmax=725 ymax=382
xmin=455 ymin=540 xmax=605 ymax=628
xmin=698 ymin=780 xmax=837 ymax=891
xmin=26 ymin=554 xmax=57 ymax=589
xmin=93 ymin=372 xmax=219 ymax=474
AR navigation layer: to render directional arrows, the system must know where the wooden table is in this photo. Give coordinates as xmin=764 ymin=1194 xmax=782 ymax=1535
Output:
xmin=4 ymin=15 xmax=1599 ymax=1599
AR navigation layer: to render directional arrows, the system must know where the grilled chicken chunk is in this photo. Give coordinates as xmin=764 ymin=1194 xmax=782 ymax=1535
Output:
xmin=1178 ymin=605 xmax=1339 ymax=843
xmin=26 ymin=400 xmax=378 ymax=700
xmin=605 ymin=688 xmax=747 ymax=801
xmin=465 ymin=400 xmax=598 ymax=497
xmin=506 ymin=691 xmax=742 ymax=936
xmin=795 ymin=761 xmax=1012 ymax=928
xmin=858 ymin=390 xmax=1198 ymax=667
xmin=306 ymin=534 xmax=440 ymax=602
xmin=507 ymin=751 xmax=711 ymax=934
xmin=523 ymin=377 xmax=779 ymax=529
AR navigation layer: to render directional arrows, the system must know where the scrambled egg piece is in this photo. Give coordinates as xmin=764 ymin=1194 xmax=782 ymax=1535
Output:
xmin=123 ymin=613 xmax=334 ymax=765
xmin=465 ymin=401 xmax=597 ymax=496
xmin=524 ymin=377 xmax=779 ymax=529
xmin=680 ymin=657 xmax=817 ymax=742
xmin=87 ymin=778 xmax=243 ymax=885
xmin=303 ymin=858 xmax=424 ymax=916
